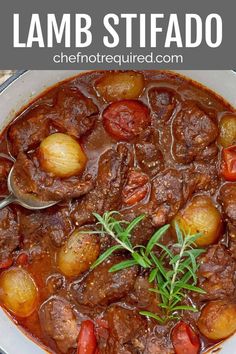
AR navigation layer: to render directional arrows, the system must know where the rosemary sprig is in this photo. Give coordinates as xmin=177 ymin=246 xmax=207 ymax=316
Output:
xmin=90 ymin=211 xmax=206 ymax=323
xmin=90 ymin=211 xmax=158 ymax=270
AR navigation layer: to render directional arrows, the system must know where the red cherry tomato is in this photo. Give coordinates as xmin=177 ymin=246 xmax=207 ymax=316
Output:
xmin=221 ymin=145 xmax=236 ymax=181
xmin=0 ymin=258 xmax=13 ymax=270
xmin=103 ymin=100 xmax=150 ymax=141
xmin=77 ymin=320 xmax=98 ymax=354
xmin=171 ymin=321 xmax=200 ymax=354
xmin=122 ymin=170 xmax=149 ymax=206
xmin=16 ymin=253 xmax=29 ymax=266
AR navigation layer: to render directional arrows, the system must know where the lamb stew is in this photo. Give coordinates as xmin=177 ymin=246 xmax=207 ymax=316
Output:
xmin=0 ymin=70 xmax=236 ymax=354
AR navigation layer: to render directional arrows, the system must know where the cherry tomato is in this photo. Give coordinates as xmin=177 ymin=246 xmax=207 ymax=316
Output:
xmin=16 ymin=253 xmax=29 ymax=266
xmin=103 ymin=100 xmax=150 ymax=141
xmin=0 ymin=258 xmax=13 ymax=270
xmin=221 ymin=145 xmax=236 ymax=181
xmin=77 ymin=320 xmax=97 ymax=354
xmin=122 ymin=170 xmax=149 ymax=206
xmin=171 ymin=321 xmax=200 ymax=354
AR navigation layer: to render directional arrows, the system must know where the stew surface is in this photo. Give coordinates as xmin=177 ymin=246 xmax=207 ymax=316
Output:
xmin=0 ymin=70 xmax=236 ymax=354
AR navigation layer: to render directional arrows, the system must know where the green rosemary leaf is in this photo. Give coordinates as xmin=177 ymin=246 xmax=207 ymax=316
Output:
xmin=145 ymin=224 xmax=170 ymax=255
xmin=185 ymin=264 xmax=198 ymax=284
xmin=91 ymin=245 xmax=123 ymax=269
xmin=158 ymin=304 xmax=169 ymax=309
xmin=154 ymin=271 xmax=165 ymax=288
xmin=109 ymin=259 xmax=138 ymax=272
xmin=169 ymin=254 xmax=181 ymax=265
xmin=139 ymin=311 xmax=165 ymax=324
xmin=132 ymin=252 xmax=149 ymax=268
xmin=186 ymin=232 xmax=203 ymax=244
xmin=93 ymin=212 xmax=108 ymax=225
xmin=149 ymin=286 xmax=169 ymax=298
xmin=119 ymin=232 xmax=133 ymax=249
xmin=163 ymin=280 xmax=172 ymax=290
xmin=179 ymin=270 xmax=193 ymax=284
xmin=175 ymin=282 xmax=206 ymax=294
xmin=177 ymin=258 xmax=192 ymax=271
xmin=165 ymin=270 xmax=174 ymax=279
xmin=112 ymin=220 xmax=125 ymax=234
xmin=171 ymin=288 xmax=185 ymax=298
xmin=187 ymin=248 xmax=205 ymax=257
xmin=149 ymin=289 xmax=169 ymax=302
xmin=150 ymin=252 xmax=168 ymax=280
xmin=170 ymin=295 xmax=183 ymax=308
xmin=172 ymin=242 xmax=182 ymax=249
xmin=155 ymin=243 xmax=174 ymax=259
xmin=183 ymin=250 xmax=197 ymax=272
xmin=124 ymin=214 xmax=146 ymax=234
xmin=149 ymin=268 xmax=158 ymax=282
xmin=148 ymin=287 xmax=160 ymax=293
xmin=140 ymin=248 xmax=153 ymax=267
xmin=174 ymin=222 xmax=184 ymax=244
xmin=155 ymin=274 xmax=169 ymax=305
xmin=88 ymin=212 xmax=205 ymax=324
xmin=170 ymin=305 xmax=198 ymax=312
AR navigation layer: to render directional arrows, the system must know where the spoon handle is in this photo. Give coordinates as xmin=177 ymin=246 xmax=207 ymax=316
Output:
xmin=0 ymin=194 xmax=16 ymax=209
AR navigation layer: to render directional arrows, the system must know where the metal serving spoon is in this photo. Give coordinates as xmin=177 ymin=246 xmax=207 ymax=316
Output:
xmin=0 ymin=164 xmax=58 ymax=210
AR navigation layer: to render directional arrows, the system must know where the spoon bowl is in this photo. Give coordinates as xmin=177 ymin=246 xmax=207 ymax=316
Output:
xmin=0 ymin=165 xmax=58 ymax=210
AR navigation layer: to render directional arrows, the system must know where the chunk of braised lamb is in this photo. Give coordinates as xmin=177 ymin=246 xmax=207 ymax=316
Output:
xmin=196 ymin=244 xmax=236 ymax=301
xmin=227 ymin=223 xmax=236 ymax=259
xmin=135 ymin=128 xmax=164 ymax=177
xmin=148 ymin=169 xmax=186 ymax=226
xmin=219 ymin=183 xmax=236 ymax=224
xmin=191 ymin=161 xmax=220 ymax=194
xmin=0 ymin=207 xmax=20 ymax=265
xmin=39 ymin=297 xmax=79 ymax=353
xmin=182 ymin=170 xmax=210 ymax=198
xmin=42 ymin=205 xmax=74 ymax=247
xmin=101 ymin=305 xmax=174 ymax=354
xmin=0 ymin=157 xmax=13 ymax=195
xmin=218 ymin=183 xmax=236 ymax=257
xmin=19 ymin=204 xmax=73 ymax=249
xmin=72 ymin=256 xmax=138 ymax=307
xmin=134 ymin=167 xmax=217 ymax=230
xmin=8 ymin=106 xmax=52 ymax=156
xmin=119 ymin=169 xmax=186 ymax=230
xmin=128 ymin=275 xmax=160 ymax=313
xmin=194 ymin=143 xmax=219 ymax=162
xmin=100 ymin=306 xmax=147 ymax=354
xmin=72 ymin=144 xmax=132 ymax=226
xmin=134 ymin=330 xmax=175 ymax=354
xmin=179 ymin=162 xmax=220 ymax=200
xmin=46 ymin=274 xmax=66 ymax=295
xmin=19 ymin=212 xmax=45 ymax=250
xmin=172 ymin=102 xmax=218 ymax=163
xmin=50 ymin=87 xmax=98 ymax=138
xmin=148 ymin=87 xmax=177 ymax=121
xmin=8 ymin=88 xmax=98 ymax=156
xmin=12 ymin=152 xmax=93 ymax=201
